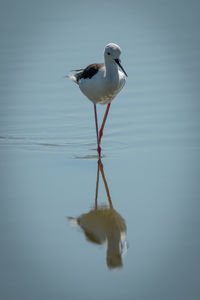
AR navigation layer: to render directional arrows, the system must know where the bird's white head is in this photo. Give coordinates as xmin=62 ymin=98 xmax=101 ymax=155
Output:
xmin=104 ymin=43 xmax=122 ymax=60
xmin=104 ymin=43 xmax=128 ymax=77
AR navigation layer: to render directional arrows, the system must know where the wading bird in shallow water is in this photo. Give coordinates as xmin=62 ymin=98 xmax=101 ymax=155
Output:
xmin=69 ymin=43 xmax=127 ymax=156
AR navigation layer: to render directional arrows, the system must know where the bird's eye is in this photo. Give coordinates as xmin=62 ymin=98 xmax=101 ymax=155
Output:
xmin=107 ymin=52 xmax=110 ymax=55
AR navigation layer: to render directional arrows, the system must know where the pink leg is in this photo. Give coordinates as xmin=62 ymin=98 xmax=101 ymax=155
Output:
xmin=95 ymin=159 xmax=100 ymax=209
xmin=94 ymin=104 xmax=98 ymax=142
xmin=94 ymin=104 xmax=101 ymax=156
xmin=97 ymin=103 xmax=111 ymax=153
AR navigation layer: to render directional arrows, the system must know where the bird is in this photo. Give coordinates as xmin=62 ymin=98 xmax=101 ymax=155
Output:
xmin=69 ymin=43 xmax=127 ymax=156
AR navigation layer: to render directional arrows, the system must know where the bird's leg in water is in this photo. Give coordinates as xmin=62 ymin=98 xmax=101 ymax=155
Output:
xmin=93 ymin=103 xmax=101 ymax=156
xmin=98 ymin=103 xmax=111 ymax=155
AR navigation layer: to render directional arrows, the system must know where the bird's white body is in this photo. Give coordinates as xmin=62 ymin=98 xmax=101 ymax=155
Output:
xmin=69 ymin=43 xmax=127 ymax=104
xmin=79 ymin=63 xmax=126 ymax=104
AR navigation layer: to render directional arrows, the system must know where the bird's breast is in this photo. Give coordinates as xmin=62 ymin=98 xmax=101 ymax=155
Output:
xmin=79 ymin=70 xmax=125 ymax=104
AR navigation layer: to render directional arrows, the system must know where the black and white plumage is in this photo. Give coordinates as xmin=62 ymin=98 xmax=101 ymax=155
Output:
xmin=69 ymin=43 xmax=127 ymax=104
xmin=72 ymin=63 xmax=104 ymax=83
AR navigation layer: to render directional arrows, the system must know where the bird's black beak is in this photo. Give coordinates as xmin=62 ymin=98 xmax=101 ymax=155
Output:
xmin=114 ymin=59 xmax=128 ymax=77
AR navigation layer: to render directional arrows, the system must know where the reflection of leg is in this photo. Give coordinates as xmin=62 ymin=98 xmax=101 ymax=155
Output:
xmin=98 ymin=159 xmax=113 ymax=208
xmin=98 ymin=103 xmax=111 ymax=154
xmin=95 ymin=159 xmax=100 ymax=209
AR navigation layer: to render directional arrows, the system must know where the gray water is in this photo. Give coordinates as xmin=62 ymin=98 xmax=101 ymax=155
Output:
xmin=0 ymin=0 xmax=200 ymax=299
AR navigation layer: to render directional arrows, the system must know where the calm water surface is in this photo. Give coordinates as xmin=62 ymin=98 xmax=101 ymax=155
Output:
xmin=0 ymin=1 xmax=200 ymax=299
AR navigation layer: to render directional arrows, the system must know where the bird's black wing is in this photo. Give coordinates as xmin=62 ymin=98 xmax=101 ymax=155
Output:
xmin=74 ymin=63 xmax=104 ymax=83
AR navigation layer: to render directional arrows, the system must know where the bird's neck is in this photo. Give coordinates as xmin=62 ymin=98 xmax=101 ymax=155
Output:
xmin=104 ymin=60 xmax=119 ymax=80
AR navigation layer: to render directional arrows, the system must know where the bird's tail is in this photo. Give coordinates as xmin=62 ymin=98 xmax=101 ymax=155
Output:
xmin=67 ymin=74 xmax=78 ymax=84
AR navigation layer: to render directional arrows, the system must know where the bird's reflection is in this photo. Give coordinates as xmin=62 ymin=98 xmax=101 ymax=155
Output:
xmin=69 ymin=159 xmax=127 ymax=270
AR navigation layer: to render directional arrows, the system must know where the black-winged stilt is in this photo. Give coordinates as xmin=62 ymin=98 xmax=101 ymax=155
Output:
xmin=69 ymin=43 xmax=127 ymax=156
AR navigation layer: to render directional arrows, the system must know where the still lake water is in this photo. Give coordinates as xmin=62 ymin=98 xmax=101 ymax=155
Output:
xmin=0 ymin=0 xmax=200 ymax=299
